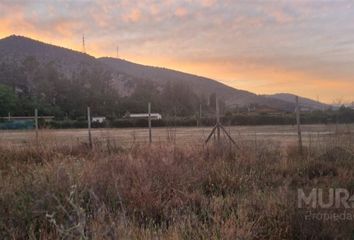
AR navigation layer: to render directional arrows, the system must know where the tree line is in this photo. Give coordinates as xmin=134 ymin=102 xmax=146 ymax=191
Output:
xmin=0 ymin=56 xmax=218 ymax=119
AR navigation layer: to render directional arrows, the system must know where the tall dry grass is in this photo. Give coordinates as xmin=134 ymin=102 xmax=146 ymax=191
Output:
xmin=0 ymin=134 xmax=353 ymax=239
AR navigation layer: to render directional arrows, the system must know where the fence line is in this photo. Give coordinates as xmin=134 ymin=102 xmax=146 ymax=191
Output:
xmin=0 ymin=125 xmax=353 ymax=149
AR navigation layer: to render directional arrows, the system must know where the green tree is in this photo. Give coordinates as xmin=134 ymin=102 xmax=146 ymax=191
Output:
xmin=161 ymin=81 xmax=199 ymax=116
xmin=0 ymin=84 xmax=18 ymax=116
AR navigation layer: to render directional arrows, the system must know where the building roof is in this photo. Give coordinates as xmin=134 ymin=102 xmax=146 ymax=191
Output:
xmin=129 ymin=113 xmax=161 ymax=117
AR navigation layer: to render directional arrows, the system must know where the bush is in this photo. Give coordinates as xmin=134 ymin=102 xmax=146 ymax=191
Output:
xmin=50 ymin=120 xmax=88 ymax=128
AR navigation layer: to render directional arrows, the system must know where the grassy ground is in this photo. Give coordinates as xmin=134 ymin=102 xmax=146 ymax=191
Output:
xmin=0 ymin=123 xmax=353 ymax=147
xmin=1 ymin=131 xmax=354 ymax=239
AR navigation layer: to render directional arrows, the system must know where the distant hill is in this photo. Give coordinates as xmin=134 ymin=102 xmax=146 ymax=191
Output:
xmin=0 ymin=35 xmax=328 ymax=113
xmin=0 ymin=35 xmax=144 ymax=97
xmin=0 ymin=35 xmax=97 ymax=73
xmin=99 ymin=57 xmax=296 ymax=111
xmin=266 ymin=93 xmax=330 ymax=111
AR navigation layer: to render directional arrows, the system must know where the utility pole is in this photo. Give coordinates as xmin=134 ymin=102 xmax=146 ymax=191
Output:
xmin=148 ymin=102 xmax=152 ymax=144
xmin=296 ymin=96 xmax=303 ymax=154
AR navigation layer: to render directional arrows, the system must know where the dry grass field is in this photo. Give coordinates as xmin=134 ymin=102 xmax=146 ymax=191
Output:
xmin=1 ymin=124 xmax=354 ymax=239
xmin=1 ymin=124 xmax=353 ymax=147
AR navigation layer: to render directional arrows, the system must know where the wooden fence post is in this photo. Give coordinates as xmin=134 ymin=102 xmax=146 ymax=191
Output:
xmin=205 ymin=95 xmax=235 ymax=145
xmin=87 ymin=106 xmax=92 ymax=148
xmin=148 ymin=102 xmax=152 ymax=144
xmin=35 ymin=108 xmax=38 ymax=144
xmin=216 ymin=96 xmax=220 ymax=142
xmin=198 ymin=103 xmax=202 ymax=127
xmin=296 ymin=96 xmax=303 ymax=154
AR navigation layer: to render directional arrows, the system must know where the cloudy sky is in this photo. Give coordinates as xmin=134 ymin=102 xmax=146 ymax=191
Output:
xmin=0 ymin=0 xmax=353 ymax=103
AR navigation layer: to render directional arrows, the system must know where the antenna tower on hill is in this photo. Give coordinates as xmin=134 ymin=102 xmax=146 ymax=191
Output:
xmin=82 ymin=34 xmax=86 ymax=54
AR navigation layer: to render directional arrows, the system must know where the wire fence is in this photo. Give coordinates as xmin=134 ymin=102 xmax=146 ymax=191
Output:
xmin=0 ymin=124 xmax=353 ymax=149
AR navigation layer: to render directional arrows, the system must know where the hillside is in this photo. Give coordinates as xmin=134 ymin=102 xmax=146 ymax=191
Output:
xmin=0 ymin=35 xmax=97 ymax=74
xmin=266 ymin=93 xmax=330 ymax=110
xmin=100 ymin=57 xmax=295 ymax=110
xmin=0 ymin=35 xmax=144 ymax=97
xmin=0 ymin=35 xmax=328 ymax=114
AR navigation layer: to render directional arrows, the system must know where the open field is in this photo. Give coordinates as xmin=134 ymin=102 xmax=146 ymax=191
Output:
xmin=1 ymin=130 xmax=354 ymax=239
xmin=1 ymin=124 xmax=354 ymax=239
xmin=1 ymin=124 xmax=353 ymax=148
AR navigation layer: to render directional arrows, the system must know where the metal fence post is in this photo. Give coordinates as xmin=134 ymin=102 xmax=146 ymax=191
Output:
xmin=148 ymin=102 xmax=152 ymax=144
xmin=87 ymin=106 xmax=92 ymax=148
xmin=296 ymin=96 xmax=303 ymax=154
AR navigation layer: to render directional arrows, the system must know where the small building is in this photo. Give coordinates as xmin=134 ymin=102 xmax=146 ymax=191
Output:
xmin=127 ymin=113 xmax=162 ymax=120
xmin=92 ymin=116 xmax=106 ymax=123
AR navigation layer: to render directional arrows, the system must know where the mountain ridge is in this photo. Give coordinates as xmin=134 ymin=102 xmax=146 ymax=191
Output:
xmin=0 ymin=35 xmax=329 ymax=112
xmin=265 ymin=93 xmax=331 ymax=110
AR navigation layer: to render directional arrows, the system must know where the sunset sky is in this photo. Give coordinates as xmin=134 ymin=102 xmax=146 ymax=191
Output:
xmin=0 ymin=0 xmax=353 ymax=103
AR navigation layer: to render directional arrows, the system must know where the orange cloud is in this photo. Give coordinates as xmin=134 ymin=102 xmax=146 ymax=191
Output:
xmin=0 ymin=6 xmax=83 ymax=54
xmin=200 ymin=0 xmax=216 ymax=7
xmin=122 ymin=9 xmax=142 ymax=23
xmin=52 ymin=20 xmax=80 ymax=38
xmin=149 ymin=4 xmax=160 ymax=16
xmin=269 ymin=9 xmax=294 ymax=24
xmin=175 ymin=7 xmax=189 ymax=18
